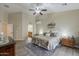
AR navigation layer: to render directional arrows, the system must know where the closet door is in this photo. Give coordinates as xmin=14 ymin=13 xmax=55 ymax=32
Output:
xmin=7 ymin=24 xmax=13 ymax=38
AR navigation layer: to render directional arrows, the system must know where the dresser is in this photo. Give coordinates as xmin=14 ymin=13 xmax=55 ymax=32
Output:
xmin=0 ymin=38 xmax=15 ymax=56
xmin=61 ymin=37 xmax=75 ymax=47
xmin=28 ymin=32 xmax=32 ymax=38
xmin=0 ymin=44 xmax=15 ymax=56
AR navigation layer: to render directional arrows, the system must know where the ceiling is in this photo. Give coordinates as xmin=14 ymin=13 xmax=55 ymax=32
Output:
xmin=0 ymin=3 xmax=79 ymax=14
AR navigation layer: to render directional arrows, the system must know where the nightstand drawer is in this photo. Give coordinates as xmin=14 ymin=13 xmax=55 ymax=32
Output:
xmin=61 ymin=38 xmax=75 ymax=47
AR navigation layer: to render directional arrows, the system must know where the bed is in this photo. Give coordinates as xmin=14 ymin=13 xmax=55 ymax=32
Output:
xmin=32 ymin=35 xmax=60 ymax=50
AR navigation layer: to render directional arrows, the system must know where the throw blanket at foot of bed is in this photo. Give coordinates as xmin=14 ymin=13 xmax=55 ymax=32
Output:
xmin=32 ymin=35 xmax=60 ymax=50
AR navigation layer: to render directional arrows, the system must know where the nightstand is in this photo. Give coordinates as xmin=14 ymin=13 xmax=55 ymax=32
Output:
xmin=61 ymin=37 xmax=75 ymax=47
xmin=28 ymin=32 xmax=32 ymax=38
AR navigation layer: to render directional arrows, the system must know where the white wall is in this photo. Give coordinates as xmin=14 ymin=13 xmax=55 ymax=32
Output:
xmin=8 ymin=9 xmax=79 ymax=40
xmin=35 ymin=10 xmax=79 ymax=37
xmin=8 ymin=12 xmax=22 ymax=40
xmin=0 ymin=9 xmax=8 ymax=35
xmin=22 ymin=13 xmax=35 ymax=39
xmin=35 ymin=13 xmax=55 ymax=34
xmin=54 ymin=10 xmax=79 ymax=37
xmin=8 ymin=12 xmax=35 ymax=40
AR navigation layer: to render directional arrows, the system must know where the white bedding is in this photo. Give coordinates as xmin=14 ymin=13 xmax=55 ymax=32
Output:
xmin=48 ymin=37 xmax=60 ymax=50
xmin=32 ymin=35 xmax=60 ymax=50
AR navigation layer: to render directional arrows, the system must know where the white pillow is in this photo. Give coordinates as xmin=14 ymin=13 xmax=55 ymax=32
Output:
xmin=46 ymin=33 xmax=50 ymax=36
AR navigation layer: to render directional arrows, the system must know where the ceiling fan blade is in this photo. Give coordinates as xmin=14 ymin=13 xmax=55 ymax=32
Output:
xmin=33 ymin=12 xmax=36 ymax=15
xmin=29 ymin=9 xmax=34 ymax=11
xmin=41 ymin=9 xmax=47 ymax=11
xmin=40 ymin=12 xmax=43 ymax=15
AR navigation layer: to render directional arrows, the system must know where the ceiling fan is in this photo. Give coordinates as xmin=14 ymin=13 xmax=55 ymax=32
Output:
xmin=29 ymin=7 xmax=47 ymax=15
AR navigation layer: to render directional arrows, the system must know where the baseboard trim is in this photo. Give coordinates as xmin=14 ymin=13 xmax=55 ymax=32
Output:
xmin=15 ymin=40 xmax=24 ymax=42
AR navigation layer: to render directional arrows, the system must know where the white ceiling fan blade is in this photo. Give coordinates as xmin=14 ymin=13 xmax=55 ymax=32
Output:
xmin=40 ymin=12 xmax=43 ymax=15
xmin=33 ymin=12 xmax=36 ymax=15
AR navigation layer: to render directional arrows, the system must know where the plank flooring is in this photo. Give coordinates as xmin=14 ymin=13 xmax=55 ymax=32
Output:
xmin=15 ymin=40 xmax=79 ymax=56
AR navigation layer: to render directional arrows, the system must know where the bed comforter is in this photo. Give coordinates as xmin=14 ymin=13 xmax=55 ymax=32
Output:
xmin=32 ymin=35 xmax=60 ymax=50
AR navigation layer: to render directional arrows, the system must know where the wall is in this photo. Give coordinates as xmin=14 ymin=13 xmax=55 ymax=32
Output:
xmin=35 ymin=13 xmax=55 ymax=34
xmin=35 ymin=10 xmax=79 ymax=37
xmin=8 ymin=9 xmax=79 ymax=40
xmin=8 ymin=12 xmax=22 ymax=40
xmin=8 ymin=12 xmax=35 ymax=40
xmin=54 ymin=10 xmax=79 ymax=37
xmin=0 ymin=9 xmax=8 ymax=35
xmin=22 ymin=13 xmax=35 ymax=39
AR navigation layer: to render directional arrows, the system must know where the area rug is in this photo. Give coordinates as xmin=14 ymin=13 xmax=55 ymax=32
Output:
xmin=26 ymin=43 xmax=58 ymax=56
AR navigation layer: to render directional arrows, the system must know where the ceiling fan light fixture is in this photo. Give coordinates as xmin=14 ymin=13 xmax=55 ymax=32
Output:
xmin=35 ymin=7 xmax=41 ymax=13
xmin=35 ymin=10 xmax=40 ymax=13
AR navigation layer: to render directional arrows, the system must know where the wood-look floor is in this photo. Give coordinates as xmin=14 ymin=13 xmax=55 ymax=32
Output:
xmin=15 ymin=40 xmax=79 ymax=56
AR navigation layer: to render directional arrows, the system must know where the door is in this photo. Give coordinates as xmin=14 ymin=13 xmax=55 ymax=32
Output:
xmin=28 ymin=24 xmax=33 ymax=37
xmin=7 ymin=24 xmax=13 ymax=38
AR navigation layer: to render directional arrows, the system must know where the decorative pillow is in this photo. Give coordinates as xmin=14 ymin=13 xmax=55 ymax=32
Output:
xmin=46 ymin=33 xmax=50 ymax=36
xmin=43 ymin=32 xmax=47 ymax=36
xmin=50 ymin=32 xmax=57 ymax=37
